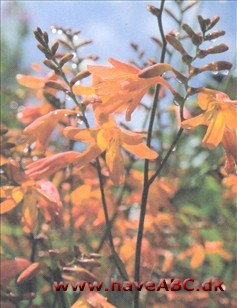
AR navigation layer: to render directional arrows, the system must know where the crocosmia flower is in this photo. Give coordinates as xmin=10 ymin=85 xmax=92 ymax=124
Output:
xmin=63 ymin=115 xmax=158 ymax=185
xmin=23 ymin=109 xmax=75 ymax=151
xmin=73 ymin=58 xmax=175 ymax=121
xmin=181 ymin=89 xmax=237 ymax=149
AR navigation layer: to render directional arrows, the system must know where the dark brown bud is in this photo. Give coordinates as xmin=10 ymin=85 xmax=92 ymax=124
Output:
xmin=198 ymin=44 xmax=228 ymax=58
xmin=37 ymin=44 xmax=52 ymax=59
xmin=151 ymin=36 xmax=162 ymax=47
xmin=34 ymin=31 xmax=45 ymax=46
xmin=43 ymin=32 xmax=49 ymax=44
xmin=190 ymin=61 xmax=232 ymax=75
xmin=51 ymin=41 xmax=59 ymax=55
xmin=45 ymin=81 xmax=68 ymax=92
xmin=130 ymin=42 xmax=138 ymax=51
xmin=209 ymin=16 xmax=220 ymax=30
xmin=70 ymin=70 xmax=91 ymax=86
xmin=59 ymin=53 xmax=74 ymax=67
xmin=198 ymin=15 xmax=211 ymax=32
xmin=204 ymin=30 xmax=225 ymax=41
xmin=166 ymin=34 xmax=191 ymax=58
xmin=182 ymin=24 xmax=202 ymax=46
xmin=147 ymin=4 xmax=160 ymax=17
xmin=43 ymin=59 xmax=58 ymax=70
xmin=36 ymin=27 xmax=43 ymax=35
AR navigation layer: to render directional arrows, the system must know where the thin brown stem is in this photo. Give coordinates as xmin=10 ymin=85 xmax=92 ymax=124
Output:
xmin=133 ymin=1 xmax=167 ymax=307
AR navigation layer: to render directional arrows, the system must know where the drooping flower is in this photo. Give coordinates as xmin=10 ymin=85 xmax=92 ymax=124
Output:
xmin=23 ymin=109 xmax=75 ymax=151
xmin=17 ymin=103 xmax=53 ymax=125
xmin=181 ymin=89 xmax=237 ymax=149
xmin=16 ymin=63 xmax=68 ymax=124
xmin=63 ymin=115 xmax=158 ymax=185
xmin=25 ymin=151 xmax=82 ymax=180
xmin=16 ymin=63 xmax=59 ymax=99
xmin=73 ymin=58 xmax=175 ymax=121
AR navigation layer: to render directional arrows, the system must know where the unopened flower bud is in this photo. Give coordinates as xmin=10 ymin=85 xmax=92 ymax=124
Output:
xmin=59 ymin=53 xmax=74 ymax=67
xmin=147 ymin=4 xmax=160 ymax=17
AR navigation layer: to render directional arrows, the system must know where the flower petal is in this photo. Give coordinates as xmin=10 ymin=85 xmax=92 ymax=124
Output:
xmin=202 ymin=111 xmax=225 ymax=149
xmin=223 ymin=108 xmax=237 ymax=131
xmin=0 ymin=187 xmax=24 ymax=214
xmin=74 ymin=145 xmax=102 ymax=166
xmin=17 ymin=262 xmax=42 ymax=284
xmin=181 ymin=113 xmax=207 ymax=129
xmin=190 ymin=244 xmax=205 ymax=269
xmin=108 ymin=58 xmax=139 ymax=74
xmin=121 ymin=130 xmax=143 ymax=145
xmin=25 ymin=151 xmax=81 ymax=180
xmin=122 ymin=143 xmax=158 ymax=160
xmin=72 ymin=84 xmax=95 ymax=96
xmin=16 ymin=74 xmax=44 ymax=89
xmin=105 ymin=145 xmax=124 ymax=185
xmin=21 ymin=192 xmax=38 ymax=233
xmin=1 ymin=258 xmax=31 ymax=286
xmin=63 ymin=127 xmax=97 ymax=142
xmin=71 ymin=184 xmax=92 ymax=205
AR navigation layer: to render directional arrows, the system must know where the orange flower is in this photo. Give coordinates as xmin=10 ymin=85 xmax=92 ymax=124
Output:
xmin=0 ymin=178 xmax=63 ymax=232
xmin=178 ymin=241 xmax=232 ymax=269
xmin=221 ymin=129 xmax=237 ymax=173
xmin=63 ymin=116 xmax=158 ymax=184
xmin=23 ymin=109 xmax=75 ymax=151
xmin=25 ymin=151 xmax=82 ymax=180
xmin=16 ymin=63 xmax=60 ymax=99
xmin=73 ymin=58 xmax=175 ymax=121
xmin=181 ymin=89 xmax=237 ymax=149
xmin=16 ymin=63 xmax=68 ymax=124
xmin=17 ymin=103 xmax=52 ymax=125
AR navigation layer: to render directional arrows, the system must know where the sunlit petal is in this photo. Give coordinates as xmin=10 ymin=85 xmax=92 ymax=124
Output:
xmin=121 ymin=130 xmax=143 ymax=145
xmin=16 ymin=74 xmax=45 ymax=89
xmin=122 ymin=143 xmax=158 ymax=160
xmin=202 ymin=111 xmax=225 ymax=149
xmin=63 ymin=127 xmax=97 ymax=142
xmin=181 ymin=113 xmax=207 ymax=129
xmin=105 ymin=145 xmax=124 ymax=185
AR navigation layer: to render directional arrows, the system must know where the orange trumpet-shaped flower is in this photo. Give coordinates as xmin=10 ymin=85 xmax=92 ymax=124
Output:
xmin=63 ymin=116 xmax=158 ymax=185
xmin=23 ymin=109 xmax=75 ymax=151
xmin=16 ymin=63 xmax=60 ymax=99
xmin=73 ymin=58 xmax=175 ymax=121
xmin=25 ymin=151 xmax=82 ymax=180
xmin=181 ymin=89 xmax=237 ymax=149
xmin=17 ymin=103 xmax=53 ymax=125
